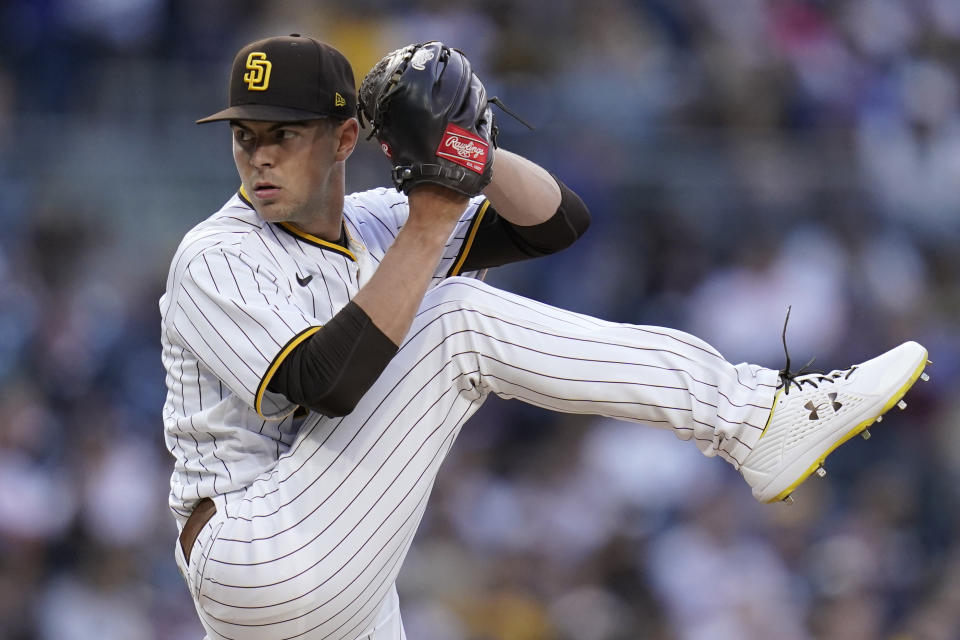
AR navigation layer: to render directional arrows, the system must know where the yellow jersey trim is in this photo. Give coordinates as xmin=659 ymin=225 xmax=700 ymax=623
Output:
xmin=278 ymin=222 xmax=357 ymax=262
xmin=237 ymin=186 xmax=357 ymax=262
xmin=255 ymin=325 xmax=322 ymax=418
xmin=238 ymin=185 xmax=254 ymax=208
xmin=447 ymin=199 xmax=491 ymax=277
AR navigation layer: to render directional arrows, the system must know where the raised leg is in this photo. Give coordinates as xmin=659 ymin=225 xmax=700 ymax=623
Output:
xmin=191 ymin=277 xmax=779 ymax=640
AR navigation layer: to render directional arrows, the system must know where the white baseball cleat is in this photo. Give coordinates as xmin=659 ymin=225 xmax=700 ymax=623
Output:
xmin=740 ymin=341 xmax=929 ymax=504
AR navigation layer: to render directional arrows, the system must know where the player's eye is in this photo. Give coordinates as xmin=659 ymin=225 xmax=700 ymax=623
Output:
xmin=233 ymin=128 xmax=253 ymax=143
xmin=277 ymin=129 xmax=298 ymax=141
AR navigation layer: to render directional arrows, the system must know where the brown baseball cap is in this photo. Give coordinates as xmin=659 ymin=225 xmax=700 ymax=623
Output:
xmin=197 ymin=34 xmax=357 ymax=124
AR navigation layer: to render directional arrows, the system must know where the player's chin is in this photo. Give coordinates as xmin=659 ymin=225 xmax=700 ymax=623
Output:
xmin=252 ymin=200 xmax=286 ymax=221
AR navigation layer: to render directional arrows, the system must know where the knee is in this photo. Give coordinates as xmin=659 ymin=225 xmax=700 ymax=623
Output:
xmin=416 ymin=277 xmax=495 ymax=337
xmin=427 ymin=276 xmax=489 ymax=308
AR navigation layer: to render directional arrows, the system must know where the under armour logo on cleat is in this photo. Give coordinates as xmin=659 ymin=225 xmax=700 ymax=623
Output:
xmin=296 ymin=273 xmax=313 ymax=287
xmin=828 ymin=392 xmax=842 ymax=412
xmin=805 ymin=394 xmax=843 ymax=420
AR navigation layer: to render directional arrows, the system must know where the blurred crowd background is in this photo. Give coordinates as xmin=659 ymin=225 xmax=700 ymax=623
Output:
xmin=2 ymin=0 xmax=960 ymax=638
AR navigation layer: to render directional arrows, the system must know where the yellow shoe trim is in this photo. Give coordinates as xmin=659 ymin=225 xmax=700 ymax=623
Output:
xmin=768 ymin=350 xmax=929 ymax=504
xmin=758 ymin=387 xmax=785 ymax=440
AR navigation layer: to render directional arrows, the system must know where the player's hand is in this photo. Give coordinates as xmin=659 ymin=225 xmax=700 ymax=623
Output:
xmin=358 ymin=41 xmax=495 ymax=197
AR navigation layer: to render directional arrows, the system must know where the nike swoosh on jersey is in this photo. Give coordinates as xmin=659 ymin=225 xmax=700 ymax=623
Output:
xmin=296 ymin=274 xmax=313 ymax=286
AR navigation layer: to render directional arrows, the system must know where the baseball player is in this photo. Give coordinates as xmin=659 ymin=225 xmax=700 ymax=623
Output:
xmin=161 ymin=35 xmax=929 ymax=640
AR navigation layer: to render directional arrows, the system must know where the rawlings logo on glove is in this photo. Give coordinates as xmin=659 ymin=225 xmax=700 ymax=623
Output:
xmin=438 ymin=124 xmax=489 ymax=172
xmin=358 ymin=41 xmax=497 ymax=196
xmin=410 ymin=48 xmax=435 ymax=70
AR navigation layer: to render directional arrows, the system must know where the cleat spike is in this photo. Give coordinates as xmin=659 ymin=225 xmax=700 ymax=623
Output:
xmin=783 ymin=495 xmax=795 ymax=505
xmin=921 ymin=372 xmax=929 ymax=382
xmin=898 ymin=399 xmax=908 ymax=410
xmin=816 ymin=465 xmax=827 ymax=478
xmin=862 ymin=429 xmax=872 ymax=440
xmin=875 ymin=415 xmax=882 ymax=423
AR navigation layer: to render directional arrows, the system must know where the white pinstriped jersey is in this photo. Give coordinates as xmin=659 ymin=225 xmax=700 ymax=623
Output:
xmin=160 ymin=188 xmax=487 ymax=523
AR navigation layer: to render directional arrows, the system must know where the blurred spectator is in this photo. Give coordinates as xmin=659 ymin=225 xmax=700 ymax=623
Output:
xmin=3 ymin=1 xmax=960 ymax=638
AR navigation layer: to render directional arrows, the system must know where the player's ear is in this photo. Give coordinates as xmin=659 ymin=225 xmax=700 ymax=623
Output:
xmin=333 ymin=118 xmax=360 ymax=162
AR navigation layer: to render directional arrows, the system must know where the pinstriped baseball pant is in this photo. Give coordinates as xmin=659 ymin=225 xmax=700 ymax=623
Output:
xmin=177 ymin=276 xmax=779 ymax=640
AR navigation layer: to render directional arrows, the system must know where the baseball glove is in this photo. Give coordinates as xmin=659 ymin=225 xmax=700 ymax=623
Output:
xmin=358 ymin=41 xmax=496 ymax=197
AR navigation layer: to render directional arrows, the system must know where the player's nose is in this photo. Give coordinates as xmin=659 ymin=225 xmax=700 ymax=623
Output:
xmin=249 ymin=141 xmax=276 ymax=168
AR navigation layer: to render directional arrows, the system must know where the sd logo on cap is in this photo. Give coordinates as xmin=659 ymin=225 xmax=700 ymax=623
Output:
xmin=243 ymin=52 xmax=272 ymax=91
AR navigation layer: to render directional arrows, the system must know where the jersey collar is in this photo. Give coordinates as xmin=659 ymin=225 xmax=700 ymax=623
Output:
xmin=277 ymin=222 xmax=356 ymax=262
xmin=237 ymin=186 xmax=357 ymax=262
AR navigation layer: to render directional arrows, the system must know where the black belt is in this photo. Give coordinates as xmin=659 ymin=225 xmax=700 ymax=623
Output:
xmin=179 ymin=497 xmax=216 ymax=564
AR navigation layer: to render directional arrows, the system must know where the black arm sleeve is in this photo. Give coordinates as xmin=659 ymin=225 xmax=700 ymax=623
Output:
xmin=267 ymin=301 xmax=398 ymax=417
xmin=452 ymin=175 xmax=590 ymax=274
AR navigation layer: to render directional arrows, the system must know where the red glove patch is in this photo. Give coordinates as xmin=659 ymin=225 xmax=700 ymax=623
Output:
xmin=436 ymin=123 xmax=489 ymax=174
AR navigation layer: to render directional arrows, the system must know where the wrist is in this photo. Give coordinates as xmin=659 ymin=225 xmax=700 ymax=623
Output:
xmin=398 ymin=213 xmax=457 ymax=247
xmin=407 ymin=184 xmax=470 ymax=223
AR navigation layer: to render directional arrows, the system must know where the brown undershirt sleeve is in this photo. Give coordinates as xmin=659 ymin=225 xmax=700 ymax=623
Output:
xmin=267 ymin=301 xmax=398 ymax=417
